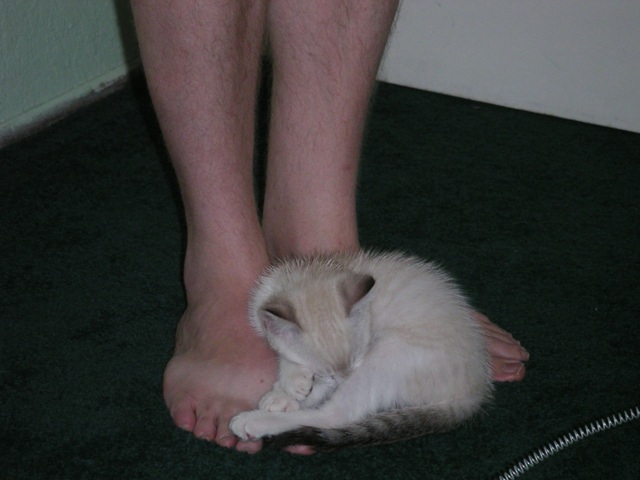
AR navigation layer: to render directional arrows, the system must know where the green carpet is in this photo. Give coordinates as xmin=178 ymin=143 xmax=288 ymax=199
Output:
xmin=1 ymin=77 xmax=639 ymax=479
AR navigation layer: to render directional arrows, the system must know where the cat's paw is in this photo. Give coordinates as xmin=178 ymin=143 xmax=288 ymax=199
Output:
xmin=282 ymin=369 xmax=314 ymax=401
xmin=230 ymin=410 xmax=290 ymax=441
xmin=258 ymin=388 xmax=301 ymax=412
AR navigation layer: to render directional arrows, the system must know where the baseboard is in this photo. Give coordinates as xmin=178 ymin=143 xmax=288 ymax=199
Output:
xmin=0 ymin=64 xmax=140 ymax=150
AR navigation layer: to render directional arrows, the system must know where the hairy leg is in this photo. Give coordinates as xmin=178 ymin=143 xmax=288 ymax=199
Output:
xmin=131 ymin=0 xmax=274 ymax=453
xmin=262 ymin=0 xmax=400 ymax=258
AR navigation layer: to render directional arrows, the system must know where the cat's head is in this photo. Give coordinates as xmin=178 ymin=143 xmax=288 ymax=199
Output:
xmin=254 ymin=271 xmax=376 ymax=378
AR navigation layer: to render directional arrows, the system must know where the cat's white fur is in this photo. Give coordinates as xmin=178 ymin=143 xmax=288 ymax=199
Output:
xmin=230 ymin=251 xmax=492 ymax=448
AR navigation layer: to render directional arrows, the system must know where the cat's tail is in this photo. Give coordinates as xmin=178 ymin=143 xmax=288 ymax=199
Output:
xmin=263 ymin=405 xmax=469 ymax=452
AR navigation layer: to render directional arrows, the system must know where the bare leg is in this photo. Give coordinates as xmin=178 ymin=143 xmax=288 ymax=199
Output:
xmin=131 ymin=0 xmax=274 ymax=453
xmin=262 ymin=0 xmax=400 ymax=258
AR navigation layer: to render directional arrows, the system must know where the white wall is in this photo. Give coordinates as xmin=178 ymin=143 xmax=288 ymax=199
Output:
xmin=379 ymin=0 xmax=640 ymax=133
xmin=1 ymin=0 xmax=638 ymax=147
xmin=0 ymin=0 xmax=139 ymax=146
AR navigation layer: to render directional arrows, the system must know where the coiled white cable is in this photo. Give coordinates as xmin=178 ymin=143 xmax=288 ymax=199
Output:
xmin=495 ymin=406 xmax=640 ymax=480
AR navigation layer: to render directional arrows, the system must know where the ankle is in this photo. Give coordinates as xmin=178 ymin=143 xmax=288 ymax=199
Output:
xmin=182 ymin=236 xmax=269 ymax=301
xmin=174 ymin=292 xmax=266 ymax=355
xmin=262 ymin=183 xmax=360 ymax=259
xmin=263 ymin=224 xmax=360 ymax=259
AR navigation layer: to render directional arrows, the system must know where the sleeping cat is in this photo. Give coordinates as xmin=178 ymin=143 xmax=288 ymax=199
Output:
xmin=229 ymin=250 xmax=493 ymax=450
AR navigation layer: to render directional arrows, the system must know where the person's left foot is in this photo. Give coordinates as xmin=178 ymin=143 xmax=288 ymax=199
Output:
xmin=476 ymin=313 xmax=529 ymax=382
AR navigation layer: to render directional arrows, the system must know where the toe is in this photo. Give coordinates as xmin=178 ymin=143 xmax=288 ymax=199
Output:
xmin=477 ymin=319 xmax=517 ymax=343
xmin=168 ymin=397 xmax=197 ymax=432
xmin=475 ymin=312 xmax=524 ymax=346
xmin=492 ymin=359 xmax=527 ymax=382
xmin=215 ymin=406 xmax=245 ymax=449
xmin=284 ymin=445 xmax=316 ymax=455
xmin=215 ymin=424 xmax=239 ymax=449
xmin=216 ymin=435 xmax=239 ymax=449
xmin=490 ymin=337 xmax=529 ymax=362
xmin=193 ymin=410 xmax=217 ymax=441
xmin=484 ymin=326 xmax=518 ymax=344
xmin=235 ymin=439 xmax=263 ymax=454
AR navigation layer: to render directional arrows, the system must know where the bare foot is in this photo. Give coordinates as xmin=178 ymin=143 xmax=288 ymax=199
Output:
xmin=163 ymin=244 xmax=278 ymax=454
xmin=476 ymin=313 xmax=529 ymax=382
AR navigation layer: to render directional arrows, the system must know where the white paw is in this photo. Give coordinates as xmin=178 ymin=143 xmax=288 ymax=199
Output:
xmin=282 ymin=369 xmax=314 ymax=401
xmin=258 ymin=389 xmax=301 ymax=412
xmin=229 ymin=410 xmax=291 ymax=441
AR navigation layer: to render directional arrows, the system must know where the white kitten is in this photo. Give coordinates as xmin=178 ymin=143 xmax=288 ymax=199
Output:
xmin=230 ymin=251 xmax=493 ymax=450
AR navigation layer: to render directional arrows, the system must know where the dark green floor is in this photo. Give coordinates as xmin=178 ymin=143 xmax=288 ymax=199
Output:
xmin=1 ymin=77 xmax=639 ymax=479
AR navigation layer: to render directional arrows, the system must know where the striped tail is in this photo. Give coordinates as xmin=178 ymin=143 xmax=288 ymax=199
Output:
xmin=263 ymin=406 xmax=463 ymax=452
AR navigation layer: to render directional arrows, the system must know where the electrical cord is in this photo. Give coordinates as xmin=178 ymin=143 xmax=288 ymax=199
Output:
xmin=494 ymin=405 xmax=640 ymax=480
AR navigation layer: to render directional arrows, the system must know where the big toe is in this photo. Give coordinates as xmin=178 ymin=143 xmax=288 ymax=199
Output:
xmin=168 ymin=397 xmax=197 ymax=432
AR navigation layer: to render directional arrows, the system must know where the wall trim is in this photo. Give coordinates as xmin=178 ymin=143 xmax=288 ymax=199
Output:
xmin=0 ymin=64 xmax=138 ymax=150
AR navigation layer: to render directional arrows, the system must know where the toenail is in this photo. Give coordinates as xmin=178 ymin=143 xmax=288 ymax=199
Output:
xmin=521 ymin=347 xmax=530 ymax=360
xmin=217 ymin=435 xmax=235 ymax=446
xmin=502 ymin=362 xmax=523 ymax=374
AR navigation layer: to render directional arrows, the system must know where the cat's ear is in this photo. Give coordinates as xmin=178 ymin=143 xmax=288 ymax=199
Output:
xmin=340 ymin=273 xmax=375 ymax=315
xmin=258 ymin=298 xmax=301 ymax=340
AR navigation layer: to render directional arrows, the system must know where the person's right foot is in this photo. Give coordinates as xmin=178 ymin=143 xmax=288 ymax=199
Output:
xmin=164 ymin=298 xmax=278 ymax=453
